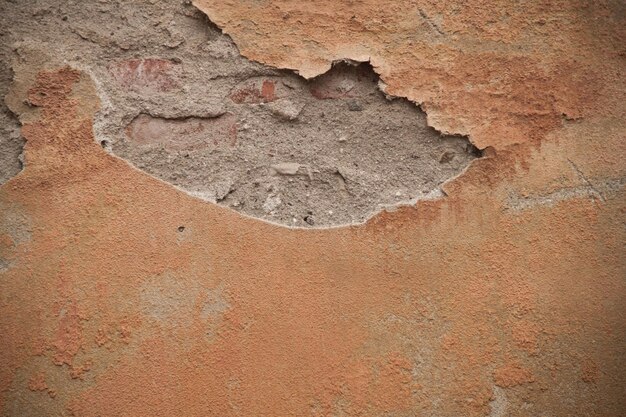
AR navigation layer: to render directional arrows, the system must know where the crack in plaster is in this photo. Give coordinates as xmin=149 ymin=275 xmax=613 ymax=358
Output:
xmin=567 ymin=158 xmax=607 ymax=203
xmin=505 ymin=178 xmax=624 ymax=211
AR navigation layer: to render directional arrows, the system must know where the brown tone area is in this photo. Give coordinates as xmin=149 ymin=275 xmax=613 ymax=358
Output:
xmin=1 ymin=1 xmax=625 ymax=417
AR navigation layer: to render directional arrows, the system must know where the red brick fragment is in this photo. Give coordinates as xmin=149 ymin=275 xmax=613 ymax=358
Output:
xmin=230 ymin=79 xmax=280 ymax=103
xmin=109 ymin=58 xmax=180 ymax=92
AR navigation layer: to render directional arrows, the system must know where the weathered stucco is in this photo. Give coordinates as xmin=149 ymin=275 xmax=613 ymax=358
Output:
xmin=1 ymin=0 xmax=625 ymax=416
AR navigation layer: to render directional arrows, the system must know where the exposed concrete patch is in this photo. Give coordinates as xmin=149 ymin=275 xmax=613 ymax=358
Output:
xmin=0 ymin=109 xmax=22 ymax=186
xmin=0 ymin=0 xmax=479 ymax=227
xmin=113 ymin=61 xmax=480 ymax=227
xmin=0 ymin=202 xmax=33 ymax=262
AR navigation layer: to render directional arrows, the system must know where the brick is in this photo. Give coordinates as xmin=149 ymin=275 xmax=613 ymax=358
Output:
xmin=109 ymin=58 xmax=180 ymax=93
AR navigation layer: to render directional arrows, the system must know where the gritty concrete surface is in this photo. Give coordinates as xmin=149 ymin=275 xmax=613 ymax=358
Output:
xmin=0 ymin=0 xmax=479 ymax=227
xmin=1 ymin=0 xmax=625 ymax=416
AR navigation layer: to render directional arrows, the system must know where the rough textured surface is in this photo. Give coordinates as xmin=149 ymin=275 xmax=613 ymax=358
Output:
xmin=0 ymin=0 xmax=479 ymax=227
xmin=1 ymin=0 xmax=625 ymax=417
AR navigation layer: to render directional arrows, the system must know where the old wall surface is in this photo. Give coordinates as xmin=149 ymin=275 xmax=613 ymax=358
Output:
xmin=1 ymin=0 xmax=625 ymax=416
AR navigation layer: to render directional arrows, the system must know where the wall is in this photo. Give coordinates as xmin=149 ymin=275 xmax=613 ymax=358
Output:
xmin=0 ymin=0 xmax=624 ymax=416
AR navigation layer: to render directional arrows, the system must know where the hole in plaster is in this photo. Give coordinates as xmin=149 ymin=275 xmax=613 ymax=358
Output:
xmin=303 ymin=212 xmax=315 ymax=226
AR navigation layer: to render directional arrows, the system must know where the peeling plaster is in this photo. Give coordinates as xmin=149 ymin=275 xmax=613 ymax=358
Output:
xmin=0 ymin=1 xmax=481 ymax=227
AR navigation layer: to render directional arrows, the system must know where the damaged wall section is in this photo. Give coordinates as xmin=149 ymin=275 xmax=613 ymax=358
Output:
xmin=0 ymin=0 xmax=480 ymax=227
xmin=116 ymin=61 xmax=480 ymax=227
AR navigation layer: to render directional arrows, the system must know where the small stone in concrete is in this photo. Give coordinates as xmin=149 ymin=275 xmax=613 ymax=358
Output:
xmin=347 ymin=100 xmax=363 ymax=111
xmin=262 ymin=194 xmax=282 ymax=213
xmin=267 ymin=99 xmax=305 ymax=121
xmin=270 ymin=163 xmax=301 ymax=175
xmin=337 ymin=79 xmax=355 ymax=93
